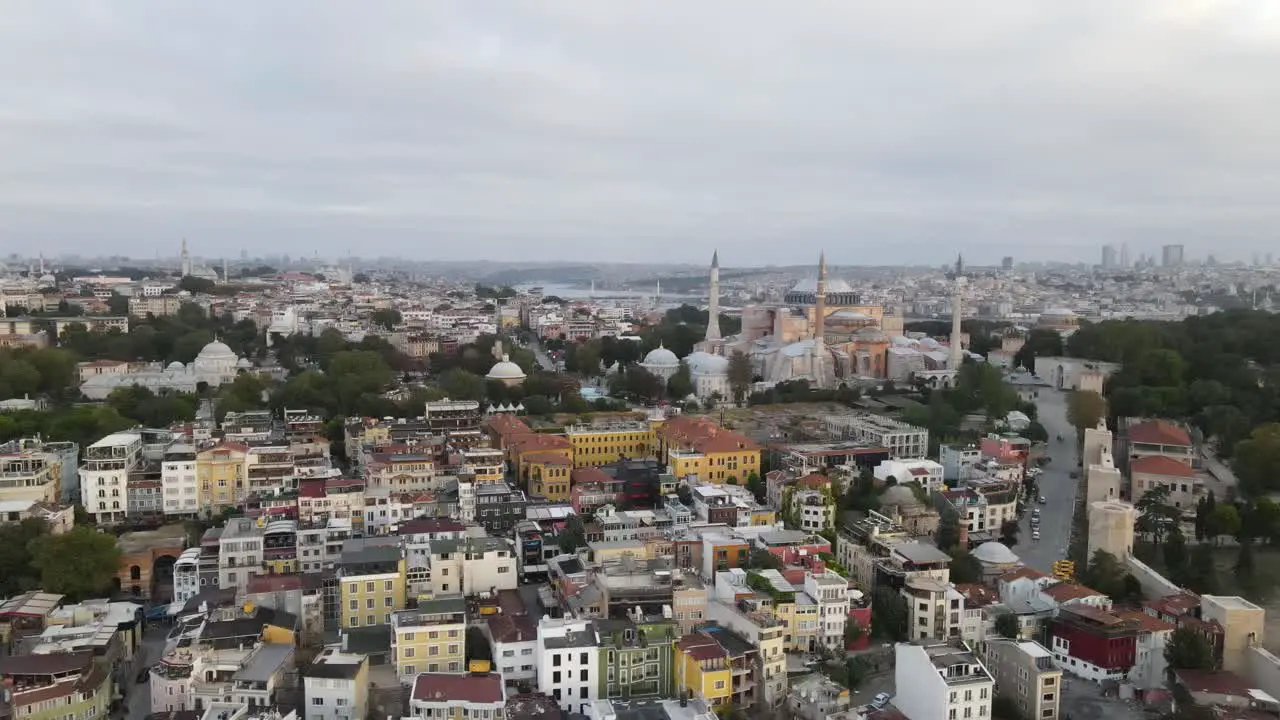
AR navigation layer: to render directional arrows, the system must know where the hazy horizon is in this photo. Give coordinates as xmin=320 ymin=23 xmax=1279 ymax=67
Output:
xmin=3 ymin=2 xmax=1278 ymax=265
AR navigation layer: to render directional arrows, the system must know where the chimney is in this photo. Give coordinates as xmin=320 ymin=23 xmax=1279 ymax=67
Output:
xmin=956 ymin=517 xmax=969 ymax=550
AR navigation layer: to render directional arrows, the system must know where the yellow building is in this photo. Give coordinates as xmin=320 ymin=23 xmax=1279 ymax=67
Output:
xmin=674 ymin=633 xmax=732 ymax=706
xmin=196 ymin=440 xmax=248 ymax=511
xmin=656 ymin=416 xmax=760 ymax=484
xmin=461 ymin=448 xmax=505 ymax=484
xmin=774 ymin=600 xmax=820 ymax=653
xmin=565 ymin=420 xmax=655 ymax=468
xmin=390 ymin=595 xmax=468 ymax=682
xmin=338 ymin=542 xmax=407 ymax=629
xmin=521 ymin=452 xmax=573 ymax=501
xmin=509 ymin=434 xmax=574 ymax=479
xmin=748 ymin=507 xmax=777 ymax=526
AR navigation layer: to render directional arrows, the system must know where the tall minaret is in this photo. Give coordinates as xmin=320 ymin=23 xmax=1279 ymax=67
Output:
xmin=950 ymin=254 xmax=965 ymax=370
xmin=813 ymin=251 xmax=828 ymax=384
xmin=655 ymin=279 xmax=661 ymax=307
xmin=705 ymin=250 xmax=721 ymax=342
xmin=180 ymin=238 xmax=192 ymax=277
xmin=223 ymin=258 xmax=229 ymax=284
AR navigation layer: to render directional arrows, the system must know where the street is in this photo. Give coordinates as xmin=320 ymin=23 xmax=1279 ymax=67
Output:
xmin=125 ymin=622 xmax=171 ymax=720
xmin=1015 ymin=388 xmax=1079 ymax=574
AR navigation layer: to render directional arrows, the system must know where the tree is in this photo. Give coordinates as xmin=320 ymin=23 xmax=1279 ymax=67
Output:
xmin=438 ymin=369 xmax=487 ymax=402
xmin=998 ymin=519 xmax=1020 ymax=547
xmin=1066 ymin=390 xmax=1106 ymax=437
xmin=1187 ymin=544 xmax=1219 ymax=594
xmin=1135 ymin=485 xmax=1177 ymax=546
xmin=949 ymin=549 xmax=982 ymax=584
xmin=1234 ymin=424 xmax=1280 ymax=496
xmin=558 ymin=516 xmax=587 ymax=553
xmin=31 ymin=526 xmax=122 ymax=601
xmin=1163 ymin=528 xmax=1189 ymax=585
xmin=994 ymin=613 xmax=1020 ymax=640
xmin=1236 ymin=540 xmax=1255 ymax=580
xmin=745 ymin=548 xmax=784 ymax=571
xmin=727 ymin=351 xmax=753 ymax=405
xmin=1211 ymin=504 xmax=1241 ymax=545
xmin=178 ymin=276 xmax=216 ymax=294
xmin=1164 ymin=626 xmax=1216 ymax=671
xmin=870 ymin=586 xmax=908 ymax=642
xmin=666 ymin=361 xmax=694 ymax=401
xmin=935 ymin=510 xmax=961 ymax=552
xmin=745 ymin=472 xmax=766 ymax=504
xmin=370 ymin=308 xmax=402 ymax=331
xmin=1082 ymin=550 xmax=1130 ymax=602
xmin=0 ymin=518 xmax=50 ymax=597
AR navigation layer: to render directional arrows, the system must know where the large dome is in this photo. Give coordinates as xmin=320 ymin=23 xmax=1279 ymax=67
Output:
xmin=197 ymin=340 xmax=236 ymax=361
xmin=685 ymin=351 xmax=728 ymax=375
xmin=973 ymin=541 xmax=1020 ymax=565
xmin=881 ymin=485 xmax=922 ymax=508
xmin=641 ymin=345 xmax=680 ymax=368
xmin=486 ymin=355 xmax=527 ymax=381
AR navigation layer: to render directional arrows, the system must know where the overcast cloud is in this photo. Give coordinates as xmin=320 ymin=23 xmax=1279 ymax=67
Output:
xmin=2 ymin=1 xmax=1278 ymax=265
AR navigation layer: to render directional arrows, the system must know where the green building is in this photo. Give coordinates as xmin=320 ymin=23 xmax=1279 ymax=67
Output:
xmin=596 ymin=616 xmax=677 ymax=700
xmin=0 ymin=651 xmax=113 ymax=720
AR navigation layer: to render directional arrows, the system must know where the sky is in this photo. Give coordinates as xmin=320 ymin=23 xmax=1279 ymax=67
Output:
xmin=2 ymin=1 xmax=1279 ymax=266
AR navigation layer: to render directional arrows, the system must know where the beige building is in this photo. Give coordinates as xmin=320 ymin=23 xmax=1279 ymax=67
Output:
xmin=128 ymin=295 xmax=184 ymax=317
xmin=1200 ymin=595 xmax=1266 ymax=674
xmin=1087 ymin=501 xmax=1136 ymax=560
xmin=1130 ymin=456 xmax=1203 ymax=510
xmin=902 ymin=576 xmax=965 ymax=641
xmin=983 ymin=639 xmax=1062 ymax=720
xmin=0 ymin=442 xmax=66 ymax=504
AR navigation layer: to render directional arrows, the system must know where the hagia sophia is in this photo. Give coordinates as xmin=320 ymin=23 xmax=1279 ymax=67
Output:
xmin=641 ymin=251 xmax=964 ymax=394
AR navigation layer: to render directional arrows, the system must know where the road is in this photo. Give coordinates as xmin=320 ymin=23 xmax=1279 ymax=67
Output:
xmin=125 ymin=622 xmax=172 ymax=720
xmin=526 ymin=337 xmax=557 ymax=371
xmin=1016 ymin=388 xmax=1080 ymax=574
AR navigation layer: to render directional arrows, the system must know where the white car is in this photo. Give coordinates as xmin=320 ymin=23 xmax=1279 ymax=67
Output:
xmin=1032 ymin=531 xmax=1042 ymax=541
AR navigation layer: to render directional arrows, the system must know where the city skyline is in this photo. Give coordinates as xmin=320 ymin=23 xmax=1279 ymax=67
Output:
xmin=2 ymin=2 xmax=1279 ymax=264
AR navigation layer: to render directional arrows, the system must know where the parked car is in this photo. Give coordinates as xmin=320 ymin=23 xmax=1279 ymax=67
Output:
xmin=1032 ymin=531 xmax=1041 ymax=541
xmin=1038 ymin=495 xmax=1047 ymax=504
xmin=871 ymin=693 xmax=891 ymax=709
xmin=136 ymin=667 xmax=150 ymax=684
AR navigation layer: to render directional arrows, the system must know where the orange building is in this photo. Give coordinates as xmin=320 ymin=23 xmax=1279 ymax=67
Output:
xmin=655 ymin=416 xmax=761 ymax=483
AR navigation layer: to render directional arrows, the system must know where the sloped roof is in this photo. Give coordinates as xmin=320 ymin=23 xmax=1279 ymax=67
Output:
xmin=1130 ymin=455 xmax=1195 ymax=478
xmin=1129 ymin=420 xmax=1192 ymax=447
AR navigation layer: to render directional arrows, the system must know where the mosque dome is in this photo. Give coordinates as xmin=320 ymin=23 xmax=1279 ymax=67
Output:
xmin=486 ymin=355 xmax=527 ymax=382
xmin=166 ymin=361 xmax=186 ymax=371
xmin=641 ymin=345 xmax=680 ymax=369
xmin=853 ymin=327 xmax=890 ymax=343
xmin=196 ymin=340 xmax=237 ymax=362
xmin=236 ymin=357 xmax=253 ymax=369
xmin=973 ymin=541 xmax=1020 ymax=566
xmin=685 ymin=351 xmax=729 ymax=376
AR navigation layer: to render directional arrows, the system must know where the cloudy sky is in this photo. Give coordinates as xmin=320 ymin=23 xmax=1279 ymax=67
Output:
xmin=2 ymin=1 xmax=1278 ymax=265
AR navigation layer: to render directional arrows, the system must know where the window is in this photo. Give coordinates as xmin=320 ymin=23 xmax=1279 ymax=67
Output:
xmin=348 ymin=616 xmax=358 ymax=627
xmin=349 ymin=600 xmax=358 ymax=610
xmin=366 ymin=599 xmax=374 ymax=609
xmin=311 ymin=698 xmax=323 ymax=706
xmin=580 ymin=653 xmax=589 ymax=664
xmin=404 ymin=665 xmax=415 ymax=675
xmin=366 ymin=615 xmax=374 ymax=625
xmin=554 ymin=655 xmax=562 ymax=667
xmin=365 ymin=582 xmax=375 ymax=592
xmin=385 ymin=580 xmax=394 ymax=591
xmin=553 ymin=671 xmax=561 ymax=684
xmin=403 ymin=648 xmax=415 ymax=658
xmin=448 ymin=644 xmax=460 ymax=655
xmin=713 ymin=681 xmax=725 ymax=690
xmin=385 ymin=597 xmax=393 ymax=607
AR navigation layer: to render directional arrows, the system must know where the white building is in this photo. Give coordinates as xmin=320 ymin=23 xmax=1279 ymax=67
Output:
xmin=427 ymin=536 xmax=518 ymax=597
xmin=805 ymin=572 xmax=850 ymax=650
xmin=902 ymin=577 xmax=965 ymax=641
xmin=161 ymin=443 xmax=199 ymax=517
xmin=873 ymin=459 xmax=945 ymax=493
xmin=303 ymin=648 xmax=369 ymax=720
xmin=218 ymin=517 xmax=264 ymax=590
xmin=172 ymin=548 xmax=202 ymax=608
xmin=939 ymin=444 xmax=981 ymax=484
xmin=81 ymin=431 xmax=143 ymax=524
xmin=79 ymin=339 xmax=250 ymax=400
xmin=684 ymin=351 xmax=731 ymax=401
xmin=894 ymin=640 xmax=994 ymax=720
xmin=823 ymin=413 xmax=929 ymax=459
xmin=409 ymin=673 xmax=505 ymax=720
xmin=536 ymin=616 xmax=599 ymax=714
xmin=638 ymin=345 xmax=681 ymax=382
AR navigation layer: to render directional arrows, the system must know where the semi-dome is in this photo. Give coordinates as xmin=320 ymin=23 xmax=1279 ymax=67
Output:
xmin=486 ymin=355 xmax=527 ymax=381
xmin=1042 ymin=307 xmax=1077 ymax=317
xmin=641 ymin=344 xmax=680 ymax=368
xmin=973 ymin=541 xmax=1020 ymax=565
xmin=166 ymin=361 xmax=186 ymax=371
xmin=853 ymin=327 xmax=890 ymax=343
xmin=685 ymin=351 xmax=729 ymax=375
xmin=236 ymin=357 xmax=253 ymax=369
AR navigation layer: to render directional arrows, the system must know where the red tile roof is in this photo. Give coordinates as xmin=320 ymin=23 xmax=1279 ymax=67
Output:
xmin=658 ymin=415 xmax=760 ymax=455
xmin=955 ymin=583 xmax=1000 ymax=608
xmin=998 ymin=567 xmax=1048 ymax=583
xmin=411 ymin=673 xmax=504 ymax=704
xmin=1117 ymin=609 xmax=1176 ymax=633
xmin=1130 ymin=455 xmax=1195 ymax=478
xmin=677 ymin=633 xmax=727 ymax=661
xmin=795 ymin=472 xmax=830 ymax=489
xmin=522 ymin=451 xmax=572 ymax=466
xmin=247 ymin=574 xmax=304 ymax=594
xmin=1145 ymin=591 xmax=1200 ymax=618
xmin=399 ymin=517 xmax=468 ymax=535
xmin=1042 ymin=582 xmax=1107 ymax=603
xmin=571 ymin=467 xmax=614 ymax=485
xmin=1174 ymin=669 xmax=1251 ymax=697
xmin=1129 ymin=420 xmax=1192 ymax=447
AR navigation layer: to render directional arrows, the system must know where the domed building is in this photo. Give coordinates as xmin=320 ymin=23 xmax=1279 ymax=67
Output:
xmin=684 ymin=351 xmax=730 ymax=401
xmin=1037 ymin=307 xmax=1081 ymax=336
xmin=486 ymin=355 xmax=527 ymax=386
xmin=972 ymin=540 xmax=1022 ymax=581
xmin=639 ymin=344 xmax=681 ymax=382
xmin=879 ymin=485 xmax=941 ymax=537
xmin=79 ymin=338 xmax=249 ymax=400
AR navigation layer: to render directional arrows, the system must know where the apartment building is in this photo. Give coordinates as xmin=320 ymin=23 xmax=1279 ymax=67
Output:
xmin=299 ymin=478 xmax=366 ymax=534
xmin=246 ymin=444 xmax=295 ymax=495
xmin=303 ymin=648 xmax=369 ymax=720
xmin=823 ymin=413 xmax=929 ymax=459
xmin=263 ymin=519 xmax=299 ymax=574
xmin=565 ymin=421 xmax=655 ymax=468
xmin=0 ymin=439 xmax=67 ymax=505
xmin=81 ymin=431 xmax=143 ymax=523
xmin=197 ymin=440 xmax=248 ymax=512
xmin=894 ymin=640 xmax=994 ymax=720
xmin=0 ymin=651 xmax=112 ymax=720
xmin=873 ymin=458 xmax=945 ymax=493
xmin=673 ymin=626 xmax=763 ymax=711
xmin=596 ymin=617 xmax=677 ymax=701
xmin=391 ymin=596 xmax=468 ymax=681
xmin=128 ymin=295 xmax=183 ymax=317
xmin=485 ymin=589 xmax=538 ymax=686
xmin=537 ymin=616 xmax=600 ymax=714
xmin=219 ymin=517 xmax=265 ymax=590
xmin=426 ymin=536 xmax=517 ymax=597
xmin=296 ymin=518 xmax=351 ymax=574
xmin=161 ymin=442 xmax=199 ymax=517
xmin=408 ymin=673 xmax=506 ymax=720
xmin=982 ymin=639 xmax=1062 ymax=720
xmin=364 ymin=452 xmax=439 ymax=493
xmin=337 ymin=540 xmax=406 ymax=630
xmin=705 ymin=599 xmax=788 ymax=706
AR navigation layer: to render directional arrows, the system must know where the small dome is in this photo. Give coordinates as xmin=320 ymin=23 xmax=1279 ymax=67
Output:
xmin=1042 ymin=308 xmax=1077 ymax=317
xmin=641 ymin=344 xmax=680 ymax=368
xmin=486 ymin=355 xmax=527 ymax=381
xmin=236 ymin=358 xmax=253 ymax=369
xmin=854 ymin=327 xmax=890 ymax=343
xmin=973 ymin=541 xmax=1020 ymax=565
xmin=685 ymin=351 xmax=729 ymax=375
xmin=166 ymin=361 xmax=185 ymax=371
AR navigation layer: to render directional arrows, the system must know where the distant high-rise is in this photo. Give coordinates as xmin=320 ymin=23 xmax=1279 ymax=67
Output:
xmin=1162 ymin=244 xmax=1185 ymax=267
xmin=1001 ymin=256 xmax=1013 ymax=271
xmin=180 ymin=238 xmax=192 ymax=277
xmin=1101 ymin=245 xmax=1117 ymax=269
xmin=1120 ymin=243 xmax=1131 ymax=268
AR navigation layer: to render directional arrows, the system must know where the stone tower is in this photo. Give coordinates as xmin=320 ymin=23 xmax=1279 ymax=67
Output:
xmin=950 ymin=255 xmax=965 ymax=370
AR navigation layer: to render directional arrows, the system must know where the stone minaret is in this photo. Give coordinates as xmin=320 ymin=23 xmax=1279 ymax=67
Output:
xmin=950 ymin=255 xmax=965 ymax=370
xmin=180 ymin=238 xmax=192 ymax=277
xmin=223 ymin=258 xmax=229 ymax=284
xmin=813 ymin=251 xmax=828 ymax=384
xmin=705 ymin=250 xmax=721 ymax=342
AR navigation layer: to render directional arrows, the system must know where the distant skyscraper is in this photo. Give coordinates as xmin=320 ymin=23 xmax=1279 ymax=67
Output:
xmin=1162 ymin=244 xmax=1185 ymax=267
xmin=180 ymin=238 xmax=192 ymax=277
xmin=1101 ymin=245 xmax=1117 ymax=269
xmin=1001 ymin=256 xmax=1013 ymax=271
xmin=1120 ymin=243 xmax=1131 ymax=268
xmin=1268 ymin=253 xmax=1275 ymax=266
